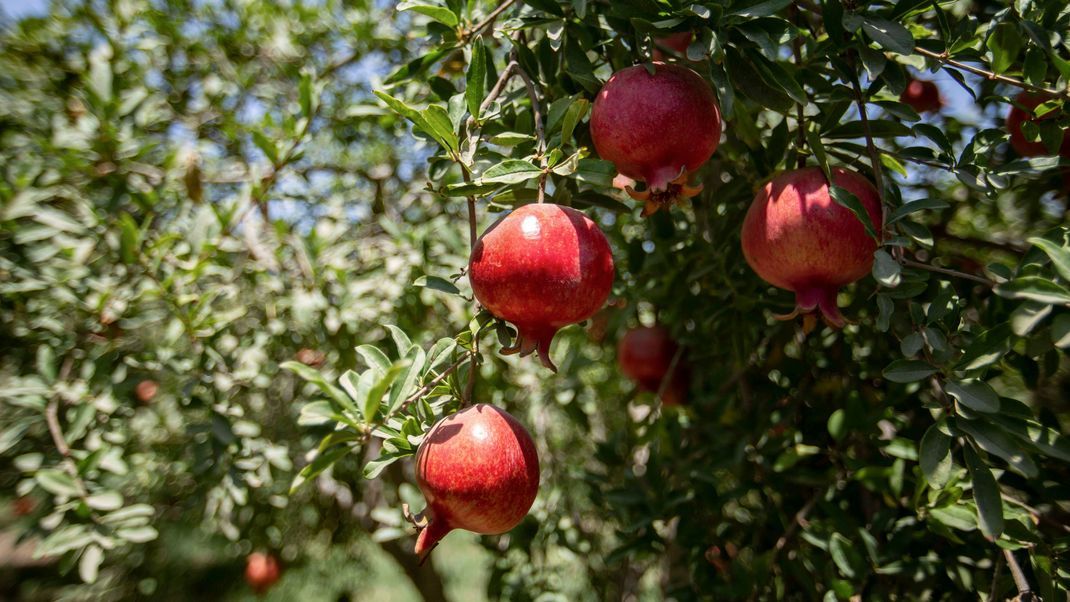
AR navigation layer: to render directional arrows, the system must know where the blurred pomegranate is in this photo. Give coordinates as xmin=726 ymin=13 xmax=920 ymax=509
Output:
xmin=245 ymin=552 xmax=281 ymax=594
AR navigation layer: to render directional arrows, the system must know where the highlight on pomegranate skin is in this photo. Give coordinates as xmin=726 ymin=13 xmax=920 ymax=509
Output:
xmin=468 ymin=203 xmax=615 ymax=371
xmin=741 ymin=167 xmax=883 ymax=328
xmin=413 ymin=404 xmax=539 ymax=561
xmin=899 ymin=78 xmax=942 ymax=114
xmin=1006 ymin=92 xmax=1070 ymax=157
xmin=617 ymin=325 xmax=690 ymax=406
xmin=590 ymin=62 xmax=721 ymax=216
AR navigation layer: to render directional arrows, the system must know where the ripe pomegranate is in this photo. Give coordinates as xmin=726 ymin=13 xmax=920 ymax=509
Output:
xmin=652 ymin=32 xmax=693 ymax=61
xmin=1006 ymin=92 xmax=1069 ymax=157
xmin=135 ymin=380 xmax=158 ymax=404
xmin=244 ymin=552 xmax=280 ymax=594
xmin=414 ymin=404 xmax=539 ymax=560
xmin=469 ymin=203 xmax=614 ymax=371
xmin=741 ymin=167 xmax=883 ymax=328
xmin=899 ymin=78 xmax=942 ymax=114
xmin=590 ymin=63 xmax=721 ymax=216
xmin=617 ymin=326 xmax=689 ymax=406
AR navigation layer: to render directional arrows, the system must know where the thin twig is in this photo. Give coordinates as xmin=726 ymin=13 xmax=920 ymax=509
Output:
xmin=901 ymin=258 xmax=995 ymax=286
xmin=790 ymin=5 xmax=807 ymax=169
xmin=395 ymin=351 xmax=475 ymax=415
xmin=915 ymin=46 xmax=1070 ymax=101
xmin=464 ymin=0 xmax=519 ymax=41
xmin=1003 ymin=549 xmax=1034 ymax=600
xmin=989 ymin=548 xmax=1005 ymax=602
xmin=510 ymin=47 xmax=547 ymax=203
xmin=846 ymin=51 xmax=887 ymax=208
xmin=773 ymin=490 xmax=821 ymax=555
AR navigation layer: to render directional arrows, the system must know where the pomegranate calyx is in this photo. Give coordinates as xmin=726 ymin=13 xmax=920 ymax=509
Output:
xmin=500 ymin=323 xmax=559 ymax=372
xmin=773 ymin=286 xmax=849 ymax=329
xmin=626 ymin=168 xmax=703 ymax=216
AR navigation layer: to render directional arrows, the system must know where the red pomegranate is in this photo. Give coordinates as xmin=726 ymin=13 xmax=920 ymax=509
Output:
xmin=741 ymin=167 xmax=883 ymax=328
xmin=1007 ymin=92 xmax=1069 ymax=157
xmin=413 ymin=404 xmax=539 ymax=560
xmin=135 ymin=380 xmax=158 ymax=404
xmin=617 ymin=326 xmax=689 ymax=406
xmin=590 ymin=62 xmax=722 ymax=216
xmin=652 ymin=32 xmax=693 ymax=61
xmin=899 ymin=78 xmax=942 ymax=114
xmin=469 ymin=203 xmax=614 ymax=371
xmin=12 ymin=496 xmax=35 ymax=517
xmin=244 ymin=552 xmax=281 ymax=594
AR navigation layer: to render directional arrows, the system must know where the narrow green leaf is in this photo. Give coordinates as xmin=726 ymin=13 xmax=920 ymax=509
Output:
xmin=79 ymin=544 xmax=103 ymax=584
xmin=883 ymin=359 xmax=937 ymax=383
xmin=1026 ymin=236 xmax=1070 ymax=282
xmin=385 ymin=325 xmax=413 ymax=356
xmin=85 ymin=491 xmax=123 ymax=511
xmin=252 ymin=131 xmax=279 ymax=165
xmin=829 ymin=185 xmax=878 ymax=241
xmin=36 ymin=469 xmax=80 ymax=497
xmin=995 ymin=277 xmax=1070 ymax=306
xmin=414 ymin=275 xmax=461 ymax=295
xmin=466 ymin=37 xmax=487 ymax=119
xmin=397 ymin=1 xmax=459 ymax=26
xmin=957 ymin=419 xmax=1038 ymax=478
xmin=963 ymin=445 xmax=1004 ymax=540
xmin=561 ymin=98 xmax=590 ymax=145
xmin=919 ymin=423 xmax=952 ymax=488
xmin=354 ymin=346 xmax=391 ymax=375
xmin=481 ymin=159 xmax=542 ymax=185
xmin=945 ymin=380 xmax=1000 ymax=413
xmin=862 ymin=17 xmax=915 ymax=55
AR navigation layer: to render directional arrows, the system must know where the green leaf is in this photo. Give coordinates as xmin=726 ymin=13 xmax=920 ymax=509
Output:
xmin=829 ymin=185 xmax=878 ymax=241
xmin=363 ymin=450 xmax=410 ymax=479
xmin=986 ymin=22 xmax=1023 ymax=74
xmin=386 ymin=346 xmax=427 ymax=414
xmin=414 ymin=275 xmax=461 ymax=295
xmin=79 ymin=544 xmax=103 ymax=583
xmin=385 ymin=325 xmax=414 ymax=356
xmin=963 ymin=445 xmax=1004 ymax=540
xmin=374 ymin=91 xmax=458 ymax=153
xmin=995 ymin=277 xmax=1070 ymax=306
xmin=826 ymin=120 xmax=912 ymax=139
xmin=35 ymin=525 xmax=93 ymax=557
xmin=883 ymin=359 xmax=937 ymax=383
xmin=281 ymin=361 xmax=358 ymax=416
xmin=944 ymin=380 xmax=1000 ymax=413
xmin=290 ymin=445 xmax=350 ymax=493
xmin=919 ymin=423 xmax=952 ymax=488
xmin=1026 ymin=236 xmax=1070 ymax=282
xmin=252 ymin=131 xmax=279 ymax=165
xmin=397 ymin=0 xmax=459 ymax=26
xmin=118 ymin=213 xmax=140 ymax=265
xmin=355 ymin=346 xmax=391 ymax=375
xmin=561 ymin=98 xmax=590 ymax=145
xmin=861 ymin=17 xmax=915 ymax=55
xmin=957 ymin=419 xmax=1038 ymax=478
xmin=929 ymin=504 xmax=977 ymax=532
xmin=872 ymin=249 xmax=901 ymax=287
xmin=297 ymin=400 xmax=337 ymax=426
xmin=886 ymin=198 xmax=950 ymax=224
xmin=727 ymin=0 xmax=792 ymax=18
xmin=364 ymin=362 xmax=406 ymax=423
xmin=85 ymin=491 xmax=123 ymax=511
xmin=481 ymin=159 xmax=542 ymax=185
xmin=466 ymin=37 xmax=487 ymax=119
xmin=1054 ymin=314 xmax=1070 ymax=348
xmin=955 ymin=323 xmax=1013 ymax=371
xmin=828 ymin=533 xmax=864 ymax=579
xmin=988 ymin=414 xmax=1070 ymax=463
xmin=36 ymin=469 xmax=80 ymax=497
xmin=116 ymin=525 xmax=158 ymax=543
xmin=299 ymin=71 xmax=315 ymax=118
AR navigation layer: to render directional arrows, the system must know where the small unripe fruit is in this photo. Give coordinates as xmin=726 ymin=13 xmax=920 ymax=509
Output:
xmin=135 ymin=380 xmax=158 ymax=403
xmin=591 ymin=63 xmax=721 ymax=216
xmin=245 ymin=552 xmax=280 ymax=594
xmin=899 ymin=78 xmax=942 ymax=114
xmin=741 ymin=167 xmax=883 ymax=328
xmin=414 ymin=404 xmax=539 ymax=561
xmin=469 ymin=204 xmax=614 ymax=371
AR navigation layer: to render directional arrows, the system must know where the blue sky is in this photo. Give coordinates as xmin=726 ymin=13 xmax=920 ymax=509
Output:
xmin=0 ymin=0 xmax=48 ymax=20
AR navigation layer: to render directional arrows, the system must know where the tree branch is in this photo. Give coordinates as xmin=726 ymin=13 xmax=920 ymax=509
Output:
xmin=1003 ymin=549 xmax=1036 ymax=601
xmin=915 ymin=46 xmax=1070 ymax=101
xmin=464 ymin=0 xmax=519 ymax=41
xmin=901 ymin=258 xmax=995 ymax=286
xmin=510 ymin=47 xmax=547 ymax=203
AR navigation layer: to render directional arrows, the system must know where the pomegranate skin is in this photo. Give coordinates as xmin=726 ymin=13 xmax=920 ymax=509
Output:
xmin=469 ymin=203 xmax=614 ymax=371
xmin=590 ymin=62 xmax=721 ymax=216
xmin=652 ymin=32 xmax=693 ymax=61
xmin=741 ymin=167 xmax=883 ymax=328
xmin=245 ymin=552 xmax=280 ymax=594
xmin=899 ymin=79 xmax=942 ymax=114
xmin=618 ymin=326 xmax=689 ymax=406
xmin=414 ymin=404 xmax=539 ymax=560
xmin=1007 ymin=92 xmax=1069 ymax=157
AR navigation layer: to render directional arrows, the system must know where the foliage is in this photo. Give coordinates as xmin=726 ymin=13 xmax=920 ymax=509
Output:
xmin=2 ymin=0 xmax=1070 ymax=600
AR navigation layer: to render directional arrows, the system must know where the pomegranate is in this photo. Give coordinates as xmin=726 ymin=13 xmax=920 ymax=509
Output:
xmin=413 ymin=404 xmax=539 ymax=560
xmin=652 ymin=32 xmax=693 ymax=61
xmin=590 ymin=63 xmax=721 ymax=216
xmin=135 ymin=380 xmax=158 ymax=404
xmin=899 ymin=78 xmax=942 ymax=114
xmin=741 ymin=167 xmax=883 ymax=328
xmin=469 ymin=203 xmax=614 ymax=371
xmin=244 ymin=552 xmax=281 ymax=594
xmin=12 ymin=496 xmax=35 ymax=517
xmin=295 ymin=347 xmax=325 ymax=367
xmin=617 ymin=326 xmax=689 ymax=406
xmin=1007 ymin=92 xmax=1069 ymax=157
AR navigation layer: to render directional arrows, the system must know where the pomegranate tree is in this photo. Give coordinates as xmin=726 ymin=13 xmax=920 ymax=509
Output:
xmin=469 ymin=203 xmax=614 ymax=371
xmin=590 ymin=62 xmax=721 ymax=216
xmin=1006 ymin=92 xmax=1069 ymax=156
xmin=413 ymin=404 xmax=539 ymax=560
xmin=618 ymin=325 xmax=689 ymax=406
xmin=244 ymin=552 xmax=280 ymax=594
xmin=899 ymin=78 xmax=942 ymax=114
xmin=741 ymin=167 xmax=883 ymax=328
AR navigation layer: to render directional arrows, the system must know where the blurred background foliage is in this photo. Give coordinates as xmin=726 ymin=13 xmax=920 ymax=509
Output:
xmin=1 ymin=0 xmax=1070 ymax=600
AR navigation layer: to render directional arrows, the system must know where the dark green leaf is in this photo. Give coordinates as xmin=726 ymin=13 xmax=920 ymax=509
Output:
xmin=963 ymin=445 xmax=1004 ymax=540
